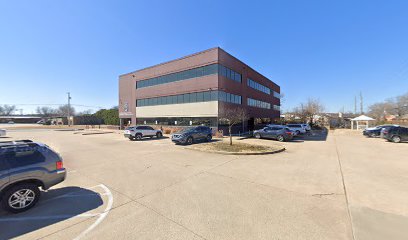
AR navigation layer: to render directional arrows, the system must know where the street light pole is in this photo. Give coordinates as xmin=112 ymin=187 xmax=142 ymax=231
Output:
xmin=67 ymin=92 xmax=71 ymax=126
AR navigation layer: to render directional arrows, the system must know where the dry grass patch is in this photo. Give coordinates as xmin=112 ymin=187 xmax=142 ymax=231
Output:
xmin=188 ymin=140 xmax=284 ymax=154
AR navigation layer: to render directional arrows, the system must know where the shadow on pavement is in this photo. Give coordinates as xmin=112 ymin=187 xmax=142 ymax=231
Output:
xmin=0 ymin=186 xmax=103 ymax=239
xmin=132 ymin=136 xmax=170 ymax=141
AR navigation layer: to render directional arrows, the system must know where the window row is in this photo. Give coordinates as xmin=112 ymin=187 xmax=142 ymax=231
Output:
xmin=247 ymin=98 xmax=271 ymax=109
xmin=247 ymin=78 xmax=271 ymax=95
xmin=136 ymin=91 xmax=242 ymax=107
xmin=136 ymin=64 xmax=218 ymax=88
xmin=218 ymin=91 xmax=242 ymax=104
xmin=273 ymin=105 xmax=281 ymax=111
xmin=136 ymin=64 xmax=242 ymax=89
xmin=218 ymin=65 xmax=242 ymax=83
xmin=136 ymin=117 xmax=217 ymax=127
xmin=273 ymin=91 xmax=281 ymax=99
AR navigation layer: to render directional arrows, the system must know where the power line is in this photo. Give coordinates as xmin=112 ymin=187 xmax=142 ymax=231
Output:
xmin=0 ymin=103 xmax=106 ymax=109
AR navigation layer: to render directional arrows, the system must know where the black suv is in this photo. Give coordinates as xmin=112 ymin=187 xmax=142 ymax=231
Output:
xmin=171 ymin=126 xmax=213 ymax=145
xmin=363 ymin=125 xmax=397 ymax=138
xmin=383 ymin=126 xmax=408 ymax=143
xmin=0 ymin=140 xmax=66 ymax=213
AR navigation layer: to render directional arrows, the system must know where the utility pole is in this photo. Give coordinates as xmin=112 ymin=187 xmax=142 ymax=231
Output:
xmin=67 ymin=92 xmax=71 ymax=126
xmin=360 ymin=92 xmax=363 ymax=114
xmin=354 ymin=96 xmax=357 ymax=114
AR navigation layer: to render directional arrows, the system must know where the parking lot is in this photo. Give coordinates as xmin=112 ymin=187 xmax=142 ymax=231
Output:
xmin=1 ymin=127 xmax=407 ymax=240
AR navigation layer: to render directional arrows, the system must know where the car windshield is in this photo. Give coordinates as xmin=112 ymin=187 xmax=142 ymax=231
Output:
xmin=125 ymin=127 xmax=134 ymax=130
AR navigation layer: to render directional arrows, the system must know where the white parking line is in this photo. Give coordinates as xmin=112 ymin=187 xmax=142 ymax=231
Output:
xmin=0 ymin=184 xmax=113 ymax=240
xmin=74 ymin=184 xmax=113 ymax=240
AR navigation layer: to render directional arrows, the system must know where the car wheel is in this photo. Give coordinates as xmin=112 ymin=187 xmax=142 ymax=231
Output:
xmin=186 ymin=137 xmax=194 ymax=145
xmin=254 ymin=133 xmax=261 ymax=139
xmin=370 ymin=133 xmax=377 ymax=138
xmin=206 ymin=134 xmax=212 ymax=142
xmin=392 ymin=136 xmax=401 ymax=143
xmin=277 ymin=135 xmax=285 ymax=142
xmin=2 ymin=183 xmax=40 ymax=213
xmin=135 ymin=134 xmax=142 ymax=141
xmin=156 ymin=132 xmax=163 ymax=138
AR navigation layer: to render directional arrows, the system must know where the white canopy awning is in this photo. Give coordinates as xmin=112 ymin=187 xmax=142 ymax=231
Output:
xmin=351 ymin=115 xmax=375 ymax=130
xmin=351 ymin=115 xmax=375 ymax=121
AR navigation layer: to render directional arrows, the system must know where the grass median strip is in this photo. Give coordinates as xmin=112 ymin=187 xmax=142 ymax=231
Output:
xmin=187 ymin=141 xmax=285 ymax=155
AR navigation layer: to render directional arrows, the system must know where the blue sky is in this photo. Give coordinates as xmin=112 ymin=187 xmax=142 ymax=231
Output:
xmin=1 ymin=0 xmax=408 ymax=114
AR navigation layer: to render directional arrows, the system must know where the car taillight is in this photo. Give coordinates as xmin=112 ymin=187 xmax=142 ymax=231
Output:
xmin=286 ymin=132 xmax=292 ymax=135
xmin=56 ymin=161 xmax=63 ymax=170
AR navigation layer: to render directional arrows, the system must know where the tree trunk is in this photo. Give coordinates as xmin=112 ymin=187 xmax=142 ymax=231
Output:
xmin=229 ymin=126 xmax=232 ymax=145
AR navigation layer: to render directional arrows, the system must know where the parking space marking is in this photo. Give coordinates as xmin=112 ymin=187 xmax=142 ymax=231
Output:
xmin=0 ymin=184 xmax=113 ymax=240
xmin=74 ymin=184 xmax=113 ymax=240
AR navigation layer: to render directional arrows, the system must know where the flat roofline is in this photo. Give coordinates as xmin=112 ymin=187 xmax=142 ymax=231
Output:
xmin=119 ymin=47 xmax=279 ymax=88
xmin=217 ymin=47 xmax=278 ymax=87
xmin=119 ymin=47 xmax=219 ymax=77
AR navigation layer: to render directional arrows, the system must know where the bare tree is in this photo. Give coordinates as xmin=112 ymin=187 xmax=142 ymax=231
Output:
xmin=367 ymin=101 xmax=395 ymax=120
xmin=304 ymin=98 xmax=325 ymax=123
xmin=219 ymin=105 xmax=249 ymax=145
xmin=36 ymin=106 xmax=57 ymax=117
xmin=0 ymin=105 xmax=17 ymax=115
xmin=368 ymin=92 xmax=408 ymax=120
xmin=58 ymin=104 xmax=76 ymax=116
xmin=291 ymin=98 xmax=325 ymax=124
xmin=395 ymin=93 xmax=408 ymax=116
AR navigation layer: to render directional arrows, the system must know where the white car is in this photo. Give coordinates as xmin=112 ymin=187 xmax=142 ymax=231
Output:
xmin=0 ymin=129 xmax=6 ymax=137
xmin=286 ymin=124 xmax=306 ymax=135
xmin=124 ymin=125 xmax=163 ymax=141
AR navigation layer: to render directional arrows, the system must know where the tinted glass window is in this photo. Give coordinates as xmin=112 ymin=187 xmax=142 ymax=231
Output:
xmin=203 ymin=91 xmax=211 ymax=101
xmin=177 ymin=95 xmax=183 ymax=104
xmin=401 ymin=127 xmax=408 ymax=134
xmin=6 ymin=148 xmax=46 ymax=168
xmin=136 ymin=64 xmax=219 ymax=89
xmin=197 ymin=92 xmax=204 ymax=102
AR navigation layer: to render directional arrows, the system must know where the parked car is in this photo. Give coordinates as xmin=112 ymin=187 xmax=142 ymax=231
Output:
xmin=286 ymin=124 xmax=307 ymax=135
xmin=381 ymin=125 xmax=399 ymax=139
xmin=0 ymin=140 xmax=66 ymax=213
xmin=171 ymin=126 xmax=212 ymax=145
xmin=124 ymin=126 xmax=163 ymax=141
xmin=253 ymin=126 xmax=293 ymax=142
xmin=382 ymin=126 xmax=408 ymax=143
xmin=0 ymin=129 xmax=6 ymax=137
xmin=363 ymin=125 xmax=397 ymax=138
xmin=7 ymin=121 xmax=14 ymax=124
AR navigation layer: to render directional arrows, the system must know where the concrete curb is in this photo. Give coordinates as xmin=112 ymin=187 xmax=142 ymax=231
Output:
xmin=81 ymin=132 xmax=114 ymax=135
xmin=186 ymin=146 xmax=286 ymax=155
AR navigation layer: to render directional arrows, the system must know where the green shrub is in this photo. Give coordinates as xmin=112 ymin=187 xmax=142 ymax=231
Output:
xmin=93 ymin=108 xmax=119 ymax=125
